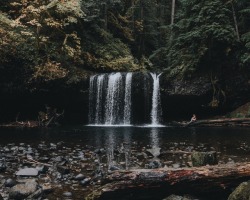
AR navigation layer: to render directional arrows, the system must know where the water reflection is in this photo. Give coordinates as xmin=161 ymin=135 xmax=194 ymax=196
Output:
xmin=148 ymin=128 xmax=161 ymax=158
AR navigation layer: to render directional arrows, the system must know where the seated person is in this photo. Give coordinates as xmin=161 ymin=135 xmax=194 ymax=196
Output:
xmin=190 ymin=114 xmax=197 ymax=122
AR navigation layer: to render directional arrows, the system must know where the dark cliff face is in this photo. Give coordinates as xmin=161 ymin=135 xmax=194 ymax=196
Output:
xmin=1 ymin=69 xmax=250 ymax=124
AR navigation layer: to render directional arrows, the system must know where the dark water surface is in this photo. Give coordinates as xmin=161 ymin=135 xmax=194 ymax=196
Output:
xmin=1 ymin=126 xmax=250 ymax=161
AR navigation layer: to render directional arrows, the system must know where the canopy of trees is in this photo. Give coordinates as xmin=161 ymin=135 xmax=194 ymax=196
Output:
xmin=0 ymin=0 xmax=249 ymax=91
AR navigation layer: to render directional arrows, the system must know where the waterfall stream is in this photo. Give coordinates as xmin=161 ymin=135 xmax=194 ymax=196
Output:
xmin=150 ymin=73 xmax=162 ymax=125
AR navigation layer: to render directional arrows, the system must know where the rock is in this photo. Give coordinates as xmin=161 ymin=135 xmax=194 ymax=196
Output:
xmin=109 ymin=165 xmax=121 ymax=171
xmin=9 ymin=179 xmax=38 ymax=199
xmin=42 ymin=183 xmax=53 ymax=193
xmin=0 ymin=161 xmax=6 ymax=172
xmin=163 ymin=194 xmax=194 ymax=200
xmin=80 ymin=177 xmax=91 ymax=186
xmin=63 ymin=191 xmax=73 ymax=197
xmin=57 ymin=165 xmax=70 ymax=174
xmin=16 ymin=168 xmax=39 ymax=176
xmin=228 ymin=181 xmax=250 ymax=200
xmin=148 ymin=160 xmax=162 ymax=169
xmin=191 ymin=151 xmax=218 ymax=167
xmin=74 ymin=173 xmax=85 ymax=180
xmin=146 ymin=147 xmax=161 ymax=157
xmin=5 ymin=178 xmax=16 ymax=187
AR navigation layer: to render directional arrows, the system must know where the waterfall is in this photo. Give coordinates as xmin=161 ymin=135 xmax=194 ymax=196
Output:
xmin=104 ymin=73 xmax=123 ymax=125
xmin=150 ymin=73 xmax=162 ymax=125
xmin=123 ymin=73 xmax=132 ymax=125
xmin=95 ymin=74 xmax=105 ymax=124
xmin=88 ymin=75 xmax=96 ymax=124
xmin=88 ymin=72 xmax=163 ymax=126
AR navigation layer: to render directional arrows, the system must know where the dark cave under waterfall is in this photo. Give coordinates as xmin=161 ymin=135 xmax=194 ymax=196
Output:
xmin=88 ymin=72 xmax=162 ymax=125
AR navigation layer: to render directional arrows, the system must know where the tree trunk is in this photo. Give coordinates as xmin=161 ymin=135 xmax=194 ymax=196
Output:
xmin=88 ymin=162 xmax=250 ymax=200
xmin=171 ymin=0 xmax=176 ymax=25
xmin=231 ymin=1 xmax=240 ymax=41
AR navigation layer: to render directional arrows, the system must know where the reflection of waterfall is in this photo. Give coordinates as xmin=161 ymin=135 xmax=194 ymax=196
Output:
xmin=150 ymin=73 xmax=162 ymax=125
xmin=124 ymin=73 xmax=132 ymax=124
xmin=106 ymin=130 xmax=115 ymax=169
xmin=123 ymin=129 xmax=131 ymax=170
xmin=149 ymin=128 xmax=161 ymax=157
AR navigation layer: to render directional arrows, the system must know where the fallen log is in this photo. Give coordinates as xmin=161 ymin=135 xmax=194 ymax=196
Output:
xmin=173 ymin=118 xmax=250 ymax=127
xmin=88 ymin=162 xmax=250 ymax=200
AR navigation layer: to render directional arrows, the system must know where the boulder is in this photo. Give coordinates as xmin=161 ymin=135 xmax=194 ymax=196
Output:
xmin=228 ymin=181 xmax=250 ymax=200
xmin=9 ymin=179 xmax=38 ymax=199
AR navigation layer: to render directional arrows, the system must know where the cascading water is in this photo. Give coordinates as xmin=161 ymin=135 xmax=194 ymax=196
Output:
xmin=123 ymin=73 xmax=132 ymax=124
xmin=150 ymin=73 xmax=162 ymax=125
xmin=88 ymin=72 xmax=133 ymax=125
xmin=95 ymin=74 xmax=105 ymax=124
xmin=88 ymin=72 xmax=163 ymax=126
xmin=104 ymin=73 xmax=123 ymax=125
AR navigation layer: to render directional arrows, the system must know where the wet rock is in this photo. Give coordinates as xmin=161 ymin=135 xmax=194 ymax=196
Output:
xmin=148 ymin=160 xmax=162 ymax=169
xmin=146 ymin=147 xmax=161 ymax=157
xmin=163 ymin=194 xmax=194 ymax=200
xmin=80 ymin=177 xmax=91 ymax=186
xmin=191 ymin=151 xmax=218 ymax=167
xmin=9 ymin=179 xmax=38 ymax=199
xmin=36 ymin=165 xmax=47 ymax=173
xmin=42 ymin=183 xmax=53 ymax=193
xmin=63 ymin=191 xmax=73 ymax=197
xmin=57 ymin=165 xmax=70 ymax=174
xmin=74 ymin=173 xmax=85 ymax=180
xmin=39 ymin=156 xmax=50 ymax=162
xmin=0 ymin=161 xmax=6 ymax=172
xmin=16 ymin=168 xmax=39 ymax=176
xmin=5 ymin=178 xmax=16 ymax=187
xmin=228 ymin=181 xmax=250 ymax=200
xmin=109 ymin=165 xmax=121 ymax=171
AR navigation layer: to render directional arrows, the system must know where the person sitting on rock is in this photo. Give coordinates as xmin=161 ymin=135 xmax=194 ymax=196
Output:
xmin=190 ymin=114 xmax=197 ymax=122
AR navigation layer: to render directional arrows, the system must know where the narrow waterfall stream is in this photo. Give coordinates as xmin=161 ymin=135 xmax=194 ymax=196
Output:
xmin=150 ymin=73 xmax=162 ymax=125
xmin=123 ymin=72 xmax=132 ymax=124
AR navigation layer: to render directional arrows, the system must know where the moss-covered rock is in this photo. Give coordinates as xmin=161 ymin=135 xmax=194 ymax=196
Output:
xmin=228 ymin=181 xmax=250 ymax=200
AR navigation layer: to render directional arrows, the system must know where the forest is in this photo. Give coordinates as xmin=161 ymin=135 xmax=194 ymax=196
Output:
xmin=0 ymin=0 xmax=250 ymax=121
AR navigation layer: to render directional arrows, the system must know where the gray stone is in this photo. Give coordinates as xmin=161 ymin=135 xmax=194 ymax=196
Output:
xmin=74 ymin=173 xmax=85 ymax=180
xmin=63 ymin=192 xmax=73 ymax=197
xmin=146 ymin=147 xmax=161 ymax=157
xmin=5 ymin=178 xmax=16 ymax=187
xmin=9 ymin=179 xmax=38 ymax=199
xmin=16 ymin=168 xmax=39 ymax=176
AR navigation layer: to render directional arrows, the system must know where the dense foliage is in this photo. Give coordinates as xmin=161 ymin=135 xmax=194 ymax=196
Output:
xmin=0 ymin=0 xmax=249 ymax=91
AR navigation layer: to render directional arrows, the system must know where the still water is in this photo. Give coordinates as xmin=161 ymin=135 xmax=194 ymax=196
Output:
xmin=1 ymin=126 xmax=250 ymax=164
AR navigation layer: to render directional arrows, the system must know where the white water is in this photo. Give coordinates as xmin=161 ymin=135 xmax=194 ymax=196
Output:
xmin=94 ymin=74 xmax=105 ymax=124
xmin=105 ymin=73 xmax=123 ymax=125
xmin=123 ymin=73 xmax=133 ymax=125
xmin=88 ymin=75 xmax=96 ymax=124
xmin=150 ymin=73 xmax=162 ymax=125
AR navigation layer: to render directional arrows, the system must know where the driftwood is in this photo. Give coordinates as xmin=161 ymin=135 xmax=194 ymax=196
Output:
xmin=173 ymin=118 xmax=250 ymax=127
xmin=88 ymin=162 xmax=250 ymax=200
